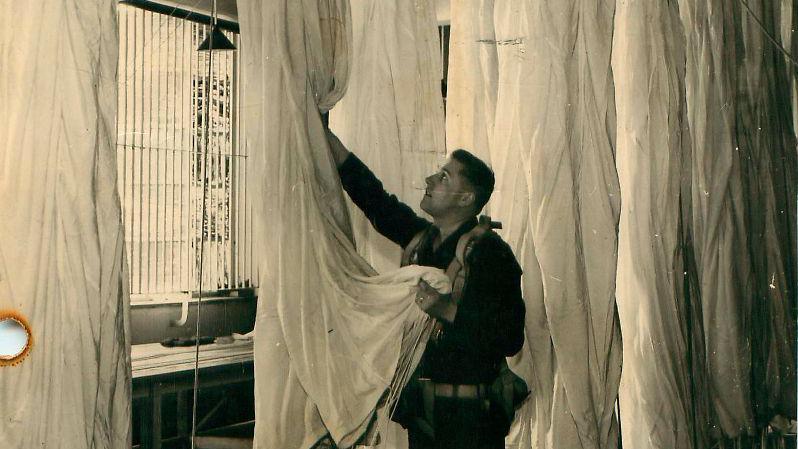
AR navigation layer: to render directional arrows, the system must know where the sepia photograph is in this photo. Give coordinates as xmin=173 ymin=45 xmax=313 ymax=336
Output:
xmin=0 ymin=1 xmax=796 ymax=448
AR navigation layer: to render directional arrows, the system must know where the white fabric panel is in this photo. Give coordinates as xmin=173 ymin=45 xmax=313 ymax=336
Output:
xmin=445 ymin=0 xmax=498 ymax=167
xmin=238 ymin=1 xmax=449 ymax=447
xmin=446 ymin=1 xmax=796 ymax=447
xmin=490 ymin=1 xmax=622 ymax=448
xmin=328 ymin=2 xmax=444 ymax=446
xmin=329 ymin=0 xmax=445 ymax=274
xmin=733 ymin=0 xmax=797 ymax=430
xmin=0 ymin=1 xmax=131 ymax=448
xmin=612 ymin=0 xmax=798 ymax=442
xmin=436 ymin=0 xmax=451 ymax=24
xmin=787 ymin=0 xmax=798 ymax=141
xmin=612 ymin=2 xmax=697 ymax=448
xmin=485 ymin=3 xmax=547 ymax=448
xmin=678 ymin=0 xmax=756 ymax=437
xmin=459 ymin=13 xmax=546 ymax=447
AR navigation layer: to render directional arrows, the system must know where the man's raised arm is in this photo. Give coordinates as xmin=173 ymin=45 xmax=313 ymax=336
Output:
xmin=327 ymin=129 xmax=351 ymax=168
xmin=326 ymin=130 xmax=429 ymax=247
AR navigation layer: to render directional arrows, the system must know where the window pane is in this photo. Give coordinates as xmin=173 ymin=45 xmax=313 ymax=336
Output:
xmin=117 ymin=6 xmax=255 ymax=296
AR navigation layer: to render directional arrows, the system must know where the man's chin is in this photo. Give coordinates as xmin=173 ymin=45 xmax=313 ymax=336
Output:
xmin=419 ymin=199 xmax=431 ymax=215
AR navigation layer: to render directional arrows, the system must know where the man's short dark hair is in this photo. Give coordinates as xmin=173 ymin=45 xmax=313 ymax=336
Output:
xmin=451 ymin=149 xmax=495 ymax=212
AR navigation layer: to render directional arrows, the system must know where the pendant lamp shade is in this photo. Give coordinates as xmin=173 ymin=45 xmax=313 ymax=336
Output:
xmin=198 ymin=25 xmax=236 ymax=51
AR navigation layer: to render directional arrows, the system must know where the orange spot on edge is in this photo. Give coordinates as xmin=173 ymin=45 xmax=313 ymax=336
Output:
xmin=0 ymin=310 xmax=33 ymax=367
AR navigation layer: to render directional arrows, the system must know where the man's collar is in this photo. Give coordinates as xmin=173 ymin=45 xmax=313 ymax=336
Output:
xmin=434 ymin=216 xmax=478 ymax=249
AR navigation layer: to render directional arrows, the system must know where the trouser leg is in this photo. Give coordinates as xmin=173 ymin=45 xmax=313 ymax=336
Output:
xmin=408 ymin=397 xmax=504 ymax=449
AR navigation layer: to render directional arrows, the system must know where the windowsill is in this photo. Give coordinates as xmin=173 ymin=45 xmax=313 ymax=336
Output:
xmin=131 ymin=289 xmax=257 ymax=307
xmin=129 ymin=290 xmax=257 ymax=344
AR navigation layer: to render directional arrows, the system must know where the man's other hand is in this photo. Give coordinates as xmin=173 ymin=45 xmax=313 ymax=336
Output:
xmin=415 ymin=279 xmax=457 ymax=323
xmin=326 ymin=128 xmax=350 ymax=168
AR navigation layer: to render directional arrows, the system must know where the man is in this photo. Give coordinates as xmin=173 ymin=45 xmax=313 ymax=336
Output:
xmin=327 ymin=130 xmax=525 ymax=449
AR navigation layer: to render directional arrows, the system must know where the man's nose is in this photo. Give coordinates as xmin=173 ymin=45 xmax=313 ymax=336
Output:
xmin=425 ymin=174 xmax=434 ymax=186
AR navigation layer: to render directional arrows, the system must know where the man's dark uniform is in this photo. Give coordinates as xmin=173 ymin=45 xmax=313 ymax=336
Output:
xmin=338 ymin=154 xmax=526 ymax=449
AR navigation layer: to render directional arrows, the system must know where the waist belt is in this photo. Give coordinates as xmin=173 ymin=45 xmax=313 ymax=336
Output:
xmin=426 ymin=381 xmax=490 ymax=399
xmin=407 ymin=380 xmax=492 ymax=439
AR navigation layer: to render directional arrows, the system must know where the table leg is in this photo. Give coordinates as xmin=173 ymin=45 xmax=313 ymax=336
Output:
xmin=177 ymin=390 xmax=190 ymax=446
xmin=152 ymin=382 xmax=162 ymax=449
xmin=139 ymin=383 xmax=153 ymax=449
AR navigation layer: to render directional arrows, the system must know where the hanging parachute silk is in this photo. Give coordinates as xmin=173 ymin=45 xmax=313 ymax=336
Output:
xmin=679 ymin=0 xmax=757 ymax=437
xmin=678 ymin=0 xmax=797 ymax=441
xmin=733 ymin=0 xmax=797 ymax=427
xmin=328 ymin=1 xmax=445 ymax=446
xmin=487 ymin=1 xmax=623 ymax=448
xmin=444 ymin=0 xmax=498 ymax=166
xmin=0 ymin=1 xmax=131 ymax=448
xmin=613 ymin=1 xmax=798 ymax=446
xmin=238 ymin=1 xmax=449 ymax=447
xmin=329 ymin=0 xmax=445 ymax=274
xmin=446 ymin=1 xmax=795 ymax=448
xmin=612 ymin=2 xmax=697 ymax=448
xmin=444 ymin=3 xmax=535 ymax=448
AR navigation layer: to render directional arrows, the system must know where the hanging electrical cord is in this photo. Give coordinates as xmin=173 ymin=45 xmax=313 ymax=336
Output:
xmin=190 ymin=1 xmax=217 ymax=447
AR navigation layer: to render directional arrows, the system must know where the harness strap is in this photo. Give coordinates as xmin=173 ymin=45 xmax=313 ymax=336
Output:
xmin=402 ymin=215 xmax=500 ymax=307
xmin=399 ymin=216 xmax=508 ymax=438
xmin=400 ymin=227 xmax=430 ymax=267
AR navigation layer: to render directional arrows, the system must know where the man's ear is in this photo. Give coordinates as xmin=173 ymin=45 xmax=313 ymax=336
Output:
xmin=458 ymin=191 xmax=476 ymax=208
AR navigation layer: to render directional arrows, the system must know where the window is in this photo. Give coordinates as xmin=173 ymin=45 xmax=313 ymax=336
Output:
xmin=439 ymin=24 xmax=450 ymax=105
xmin=117 ymin=5 xmax=255 ymax=298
